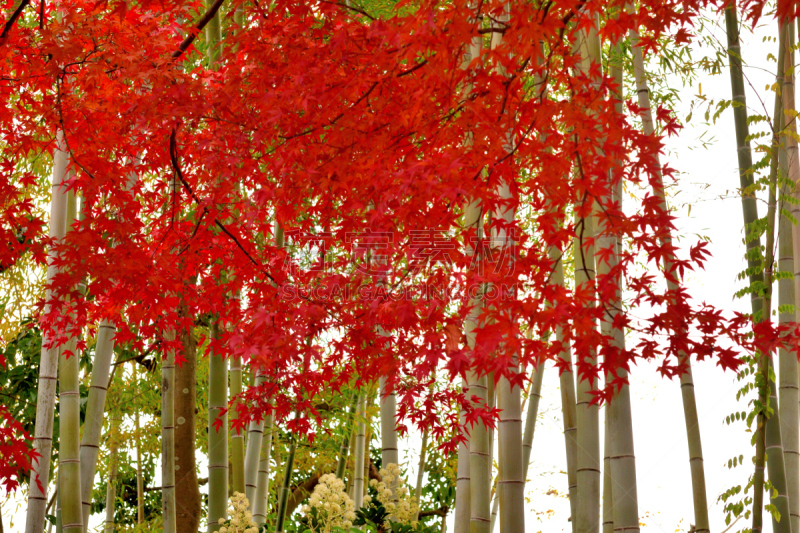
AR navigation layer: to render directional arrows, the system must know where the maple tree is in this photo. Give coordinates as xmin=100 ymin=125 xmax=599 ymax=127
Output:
xmin=0 ymin=0 xmax=792 ymax=531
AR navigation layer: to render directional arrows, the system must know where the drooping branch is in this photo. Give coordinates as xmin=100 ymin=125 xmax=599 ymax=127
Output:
xmin=171 ymin=0 xmax=226 ymax=59
xmin=0 ymin=0 xmax=31 ymax=42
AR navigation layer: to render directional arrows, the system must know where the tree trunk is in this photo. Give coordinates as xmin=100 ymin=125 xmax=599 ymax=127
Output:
xmin=162 ymin=327 xmax=177 ymax=533
xmin=175 ymin=312 xmax=201 ymax=533
xmin=25 ymin=131 xmax=70 ymax=533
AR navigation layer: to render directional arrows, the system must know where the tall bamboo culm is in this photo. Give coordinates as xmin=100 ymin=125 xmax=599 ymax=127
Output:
xmin=630 ymin=26 xmax=710 ymax=533
xmin=723 ymin=6 xmax=792 ymax=532
xmin=353 ymin=393 xmax=368 ymax=509
xmin=489 ymin=9 xmax=525 ymax=532
xmin=104 ymin=414 xmax=120 ymax=533
xmin=453 ymin=26 xmax=482 ymax=533
xmin=25 ymin=131 xmax=70 ymax=533
xmin=550 ymin=245 xmax=578 ymax=529
xmin=253 ymin=415 xmax=275 ymax=525
xmin=58 ymin=191 xmax=82 ymax=533
xmin=79 ymin=161 xmax=137 ymax=532
xmin=134 ymin=365 xmax=145 ymax=525
xmin=336 ymin=393 xmax=359 ymax=480
xmin=454 ymin=377 xmax=471 ymax=533
xmin=602 ymin=36 xmax=639 ymax=533
xmin=379 ymin=376 xmax=399 ymax=470
xmin=208 ymin=319 xmax=229 ymax=532
xmin=205 ymin=3 xmax=228 ymax=530
xmin=244 ymin=372 xmax=266 ymax=509
xmin=230 ymin=354 xmax=245 ymax=496
xmin=573 ymin=20 xmax=602 ymax=533
xmin=462 ymin=197 xmax=490 ymax=533
xmin=275 ymin=413 xmax=299 ymax=533
xmin=79 ymin=319 xmax=116 ymax=531
xmin=491 ymin=361 xmax=545 ymax=532
xmin=775 ymin=19 xmax=800 ymax=533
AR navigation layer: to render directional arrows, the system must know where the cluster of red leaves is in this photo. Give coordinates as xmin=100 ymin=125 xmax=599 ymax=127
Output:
xmin=0 ymin=0 xmax=773 ymax=452
xmin=0 ymin=404 xmax=39 ymax=493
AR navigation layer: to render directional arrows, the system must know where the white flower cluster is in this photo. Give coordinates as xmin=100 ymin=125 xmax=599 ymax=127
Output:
xmin=301 ymin=473 xmax=357 ymax=532
xmin=217 ymin=492 xmax=259 ymax=533
xmin=369 ymin=463 xmax=419 ymax=525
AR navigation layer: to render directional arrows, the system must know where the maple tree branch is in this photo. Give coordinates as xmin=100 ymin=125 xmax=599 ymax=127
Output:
xmin=0 ymin=0 xmax=31 ymax=42
xmin=171 ymin=0 xmax=227 ymax=59
xmin=318 ymin=0 xmax=375 ymax=21
xmin=169 ymin=127 xmax=280 ymax=288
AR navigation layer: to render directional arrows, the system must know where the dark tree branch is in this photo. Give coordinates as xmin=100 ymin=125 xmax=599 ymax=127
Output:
xmin=418 ymin=505 xmax=450 ymax=519
xmin=171 ymin=0 xmax=226 ymax=59
xmin=1 ymin=0 xmax=31 ymax=42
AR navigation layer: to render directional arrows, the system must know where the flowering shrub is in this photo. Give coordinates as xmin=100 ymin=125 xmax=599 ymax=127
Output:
xmin=369 ymin=463 xmax=419 ymax=525
xmin=216 ymin=492 xmax=259 ymax=533
xmin=301 ymin=473 xmax=358 ymax=532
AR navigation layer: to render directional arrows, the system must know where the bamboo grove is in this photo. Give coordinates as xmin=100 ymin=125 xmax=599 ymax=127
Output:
xmin=0 ymin=0 xmax=798 ymax=532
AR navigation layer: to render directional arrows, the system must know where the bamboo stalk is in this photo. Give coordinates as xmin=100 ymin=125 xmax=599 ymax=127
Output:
xmin=379 ymin=376 xmax=399 ymax=470
xmin=353 ymin=393 xmax=368 ymax=510
xmin=602 ymin=409 xmax=612 ymax=533
xmin=550 ymin=247 xmax=578 ymax=529
xmin=462 ymin=196 xmax=490 ymax=533
xmin=104 ymin=415 xmax=120 ymax=533
xmin=244 ymin=372 xmax=266 ymax=509
xmin=414 ymin=426 xmax=430 ymax=521
xmin=79 ymin=158 xmax=137 ymax=533
xmin=79 ymin=319 xmax=116 ymax=531
xmin=253 ymin=415 xmax=275 ymax=525
xmin=630 ymin=25 xmax=711 ymax=533
xmin=231 ymin=353 xmax=245 ymax=496
xmin=491 ymin=361 xmax=545 ymax=532
xmin=601 ymin=36 xmax=639 ymax=533
xmin=455 ymin=377 xmax=472 ymax=533
xmin=775 ymin=20 xmax=799 ymax=533
xmin=25 ymin=131 xmax=70 ymax=533
xmin=59 ymin=191 xmax=82 ymax=533
xmin=275 ymin=412 xmax=299 ymax=533
xmin=208 ymin=320 xmax=229 ymax=532
xmin=454 ymin=26 xmax=484 ymax=532
xmin=572 ymin=21 xmax=602 ymax=533
xmin=134 ymin=364 xmax=145 ymax=525
xmin=336 ymin=393 xmax=359 ymax=480
xmin=722 ymin=7 xmax=792 ymax=532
